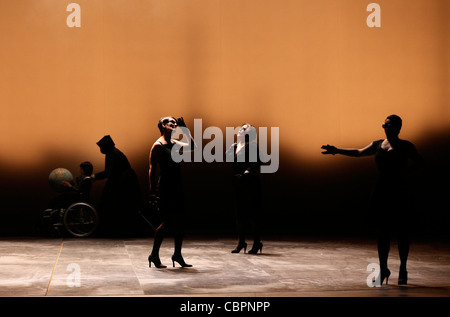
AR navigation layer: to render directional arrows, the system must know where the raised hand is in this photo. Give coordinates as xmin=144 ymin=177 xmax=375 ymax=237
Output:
xmin=176 ymin=117 xmax=186 ymax=127
xmin=321 ymin=144 xmax=337 ymax=155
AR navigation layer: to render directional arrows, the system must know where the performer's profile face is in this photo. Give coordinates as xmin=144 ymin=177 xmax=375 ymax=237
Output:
xmin=382 ymin=118 xmax=400 ymax=136
xmin=163 ymin=118 xmax=177 ymax=131
xmin=238 ymin=124 xmax=249 ymax=136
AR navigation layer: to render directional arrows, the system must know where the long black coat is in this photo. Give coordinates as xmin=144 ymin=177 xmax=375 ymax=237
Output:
xmin=95 ymin=148 xmax=142 ymax=235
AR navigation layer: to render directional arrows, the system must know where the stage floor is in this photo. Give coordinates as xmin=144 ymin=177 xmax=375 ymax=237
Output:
xmin=0 ymin=236 xmax=449 ymax=297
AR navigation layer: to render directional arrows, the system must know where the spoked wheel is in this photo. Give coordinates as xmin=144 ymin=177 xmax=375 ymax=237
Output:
xmin=64 ymin=202 xmax=99 ymax=237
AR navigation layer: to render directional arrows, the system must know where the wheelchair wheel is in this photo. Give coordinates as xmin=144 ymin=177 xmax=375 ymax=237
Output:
xmin=64 ymin=202 xmax=99 ymax=237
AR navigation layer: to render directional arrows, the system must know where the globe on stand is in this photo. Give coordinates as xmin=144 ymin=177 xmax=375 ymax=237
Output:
xmin=48 ymin=168 xmax=73 ymax=193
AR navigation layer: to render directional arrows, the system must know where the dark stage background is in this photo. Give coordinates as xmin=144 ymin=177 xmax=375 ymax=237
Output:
xmin=1 ymin=131 xmax=449 ymax=238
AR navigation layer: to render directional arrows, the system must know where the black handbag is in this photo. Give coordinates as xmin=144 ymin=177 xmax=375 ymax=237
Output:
xmin=138 ymin=196 xmax=163 ymax=229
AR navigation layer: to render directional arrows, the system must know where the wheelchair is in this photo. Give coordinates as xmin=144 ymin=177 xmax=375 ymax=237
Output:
xmin=42 ymin=202 xmax=99 ymax=238
xmin=41 ymin=177 xmax=99 ymax=238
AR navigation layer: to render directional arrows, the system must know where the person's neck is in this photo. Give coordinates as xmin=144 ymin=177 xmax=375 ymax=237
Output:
xmin=386 ymin=134 xmax=400 ymax=144
xmin=163 ymin=133 xmax=172 ymax=144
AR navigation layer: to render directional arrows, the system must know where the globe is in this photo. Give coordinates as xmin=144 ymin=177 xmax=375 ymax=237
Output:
xmin=49 ymin=168 xmax=74 ymax=193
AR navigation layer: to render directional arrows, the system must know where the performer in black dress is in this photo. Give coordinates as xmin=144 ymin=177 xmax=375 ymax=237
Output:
xmin=322 ymin=115 xmax=424 ymax=285
xmin=226 ymin=123 xmax=264 ymax=254
xmin=148 ymin=116 xmax=196 ymax=268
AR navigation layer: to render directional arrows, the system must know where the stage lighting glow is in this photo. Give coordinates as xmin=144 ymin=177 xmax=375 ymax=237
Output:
xmin=0 ymin=0 xmax=448 ymax=170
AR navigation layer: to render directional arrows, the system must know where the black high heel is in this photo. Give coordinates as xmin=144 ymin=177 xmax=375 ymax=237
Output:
xmin=248 ymin=242 xmax=263 ymax=254
xmin=380 ymin=268 xmax=391 ymax=285
xmin=172 ymin=254 xmax=192 ymax=268
xmin=398 ymin=269 xmax=408 ymax=285
xmin=148 ymin=255 xmax=167 ymax=268
xmin=231 ymin=242 xmax=247 ymax=254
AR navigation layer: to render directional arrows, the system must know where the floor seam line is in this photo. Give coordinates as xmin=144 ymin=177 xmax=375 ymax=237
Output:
xmin=45 ymin=239 xmax=64 ymax=296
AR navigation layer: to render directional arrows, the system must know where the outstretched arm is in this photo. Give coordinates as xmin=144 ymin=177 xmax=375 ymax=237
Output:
xmin=321 ymin=142 xmax=377 ymax=157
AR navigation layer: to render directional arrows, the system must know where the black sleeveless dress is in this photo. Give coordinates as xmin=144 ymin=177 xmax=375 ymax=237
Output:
xmin=156 ymin=141 xmax=184 ymax=214
xmin=372 ymin=139 xmax=415 ymax=221
xmin=226 ymin=142 xmax=262 ymax=216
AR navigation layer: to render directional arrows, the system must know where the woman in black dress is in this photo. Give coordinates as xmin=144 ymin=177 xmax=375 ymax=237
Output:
xmin=148 ymin=116 xmax=195 ymax=268
xmin=322 ymin=115 xmax=424 ymax=285
xmin=226 ymin=123 xmax=263 ymax=254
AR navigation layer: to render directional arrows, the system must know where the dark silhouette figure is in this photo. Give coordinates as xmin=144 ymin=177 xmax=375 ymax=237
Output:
xmin=49 ymin=161 xmax=94 ymax=209
xmin=322 ymin=114 xmax=424 ymax=285
xmin=61 ymin=161 xmax=94 ymax=202
xmin=226 ymin=123 xmax=263 ymax=255
xmin=94 ymin=135 xmax=142 ymax=237
xmin=148 ymin=117 xmax=196 ymax=268
xmin=42 ymin=162 xmax=95 ymax=237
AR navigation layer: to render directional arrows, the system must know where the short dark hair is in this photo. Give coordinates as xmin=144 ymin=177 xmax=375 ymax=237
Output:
xmin=386 ymin=114 xmax=402 ymax=130
xmin=158 ymin=116 xmax=176 ymax=135
xmin=80 ymin=161 xmax=93 ymax=175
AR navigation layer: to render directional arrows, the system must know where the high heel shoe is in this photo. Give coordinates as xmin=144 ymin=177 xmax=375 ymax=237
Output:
xmin=148 ymin=255 xmax=167 ymax=268
xmin=248 ymin=242 xmax=263 ymax=254
xmin=172 ymin=254 xmax=193 ymax=268
xmin=380 ymin=268 xmax=391 ymax=285
xmin=231 ymin=242 xmax=247 ymax=254
xmin=398 ymin=269 xmax=408 ymax=285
